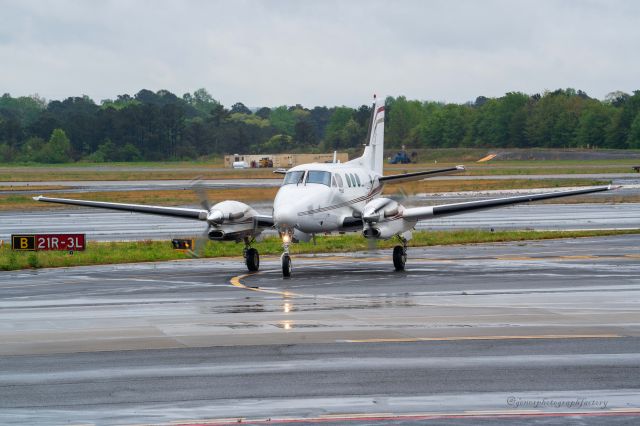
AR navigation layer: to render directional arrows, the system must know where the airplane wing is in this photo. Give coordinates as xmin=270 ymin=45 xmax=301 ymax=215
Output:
xmin=254 ymin=214 xmax=275 ymax=227
xmin=33 ymin=196 xmax=208 ymax=220
xmin=401 ymin=185 xmax=613 ymax=221
xmin=379 ymin=165 xmax=465 ymax=184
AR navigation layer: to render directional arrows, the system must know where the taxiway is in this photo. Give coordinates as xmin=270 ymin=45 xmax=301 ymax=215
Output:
xmin=0 ymin=235 xmax=639 ymax=424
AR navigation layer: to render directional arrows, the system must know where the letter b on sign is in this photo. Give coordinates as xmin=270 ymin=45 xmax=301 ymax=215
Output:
xmin=11 ymin=235 xmax=35 ymax=251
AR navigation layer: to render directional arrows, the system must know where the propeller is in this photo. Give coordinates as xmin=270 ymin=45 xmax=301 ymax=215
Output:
xmin=188 ymin=178 xmax=248 ymax=258
xmin=192 ymin=177 xmax=211 ymax=211
xmin=362 ymin=198 xmax=392 ymax=252
xmin=189 ymin=178 xmax=214 ymax=258
xmin=390 ymin=186 xmax=409 ymax=204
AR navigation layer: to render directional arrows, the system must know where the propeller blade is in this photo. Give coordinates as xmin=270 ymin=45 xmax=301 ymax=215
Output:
xmin=391 ymin=186 xmax=409 ymax=203
xmin=367 ymin=231 xmax=378 ymax=252
xmin=191 ymin=177 xmax=211 ymax=211
xmin=189 ymin=225 xmax=210 ymax=258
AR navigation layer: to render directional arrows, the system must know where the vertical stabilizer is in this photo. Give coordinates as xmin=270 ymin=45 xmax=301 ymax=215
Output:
xmin=360 ymin=95 xmax=385 ymax=175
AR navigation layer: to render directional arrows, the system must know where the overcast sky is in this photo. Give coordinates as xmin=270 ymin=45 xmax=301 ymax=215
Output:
xmin=1 ymin=0 xmax=638 ymax=107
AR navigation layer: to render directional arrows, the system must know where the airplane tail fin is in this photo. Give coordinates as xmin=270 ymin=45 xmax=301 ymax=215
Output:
xmin=361 ymin=95 xmax=385 ymax=175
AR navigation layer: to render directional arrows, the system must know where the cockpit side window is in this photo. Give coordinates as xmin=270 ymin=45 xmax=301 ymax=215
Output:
xmin=283 ymin=170 xmax=305 ymax=185
xmin=306 ymin=170 xmax=331 ymax=186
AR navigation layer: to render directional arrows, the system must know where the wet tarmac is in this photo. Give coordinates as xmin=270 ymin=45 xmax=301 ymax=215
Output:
xmin=0 ymin=235 xmax=639 ymax=424
xmin=1 ymin=202 xmax=638 ymax=242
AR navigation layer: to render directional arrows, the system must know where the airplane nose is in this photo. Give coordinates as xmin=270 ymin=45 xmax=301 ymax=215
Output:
xmin=274 ymin=206 xmax=298 ymax=228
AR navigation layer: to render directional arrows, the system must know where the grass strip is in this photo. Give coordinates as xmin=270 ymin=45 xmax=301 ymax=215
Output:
xmin=1 ymin=228 xmax=639 ymax=271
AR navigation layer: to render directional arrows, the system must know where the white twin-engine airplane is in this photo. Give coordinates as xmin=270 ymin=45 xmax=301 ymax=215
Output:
xmin=35 ymin=96 xmax=613 ymax=278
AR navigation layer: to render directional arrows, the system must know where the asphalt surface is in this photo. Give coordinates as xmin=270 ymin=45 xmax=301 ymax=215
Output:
xmin=0 ymin=235 xmax=639 ymax=424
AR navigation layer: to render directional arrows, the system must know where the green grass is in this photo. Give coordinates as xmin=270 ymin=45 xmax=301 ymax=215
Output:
xmin=1 ymin=229 xmax=639 ymax=271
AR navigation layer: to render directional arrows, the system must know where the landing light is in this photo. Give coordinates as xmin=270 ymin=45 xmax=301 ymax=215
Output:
xmin=282 ymin=234 xmax=291 ymax=244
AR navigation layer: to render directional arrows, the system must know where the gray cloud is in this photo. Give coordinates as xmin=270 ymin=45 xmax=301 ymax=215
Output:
xmin=1 ymin=0 xmax=639 ymax=107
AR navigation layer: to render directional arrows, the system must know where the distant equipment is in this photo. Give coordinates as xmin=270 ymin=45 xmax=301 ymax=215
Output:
xmin=477 ymin=154 xmax=497 ymax=163
xmin=11 ymin=234 xmax=85 ymax=252
xmin=389 ymin=146 xmax=412 ymax=164
xmin=232 ymin=161 xmax=249 ymax=169
xmin=225 ymin=153 xmax=349 ymax=169
xmin=171 ymin=238 xmax=194 ymax=250
xmin=633 ymin=166 xmax=640 ymax=173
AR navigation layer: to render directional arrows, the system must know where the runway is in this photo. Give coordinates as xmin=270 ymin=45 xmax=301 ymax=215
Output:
xmin=2 ymin=202 xmax=638 ymax=242
xmin=0 ymin=235 xmax=639 ymax=424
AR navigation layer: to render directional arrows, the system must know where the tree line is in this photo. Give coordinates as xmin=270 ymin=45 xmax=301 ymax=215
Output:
xmin=1 ymin=88 xmax=639 ymax=163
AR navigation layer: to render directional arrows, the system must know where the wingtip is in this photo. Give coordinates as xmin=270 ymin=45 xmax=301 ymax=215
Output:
xmin=456 ymin=165 xmax=466 ymax=171
xmin=33 ymin=195 xmax=42 ymax=201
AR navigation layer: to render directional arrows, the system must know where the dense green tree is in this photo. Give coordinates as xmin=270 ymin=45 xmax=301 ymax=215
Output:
xmin=627 ymin=112 xmax=640 ymax=149
xmin=269 ymin=106 xmax=296 ymax=135
xmin=574 ymin=101 xmax=611 ymax=148
xmin=230 ymin=102 xmax=252 ymax=115
xmin=39 ymin=128 xmax=72 ymax=163
xmin=293 ymin=118 xmax=317 ymax=147
xmin=386 ymin=96 xmax=423 ymax=148
xmin=2 ymin=87 xmax=640 ymax=164
xmin=255 ymin=107 xmax=271 ymax=119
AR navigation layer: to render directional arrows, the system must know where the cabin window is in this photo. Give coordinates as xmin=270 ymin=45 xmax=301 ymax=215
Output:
xmin=283 ymin=170 xmax=305 ymax=185
xmin=306 ymin=170 xmax=331 ymax=186
xmin=354 ymin=174 xmax=362 ymax=187
xmin=345 ymin=173 xmax=352 ymax=187
xmin=335 ymin=174 xmax=344 ymax=188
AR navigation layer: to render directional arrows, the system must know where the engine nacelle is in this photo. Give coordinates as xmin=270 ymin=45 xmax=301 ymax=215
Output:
xmin=361 ymin=198 xmax=416 ymax=240
xmin=362 ymin=198 xmax=400 ymax=223
xmin=207 ymin=200 xmax=262 ymax=242
xmin=363 ymin=218 xmax=414 ymax=240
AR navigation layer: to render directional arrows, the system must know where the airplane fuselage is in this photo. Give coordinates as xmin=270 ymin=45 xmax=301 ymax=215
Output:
xmin=273 ymin=162 xmax=382 ymax=235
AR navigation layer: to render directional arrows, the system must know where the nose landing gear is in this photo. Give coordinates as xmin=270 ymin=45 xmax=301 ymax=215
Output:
xmin=281 ymin=232 xmax=292 ymax=278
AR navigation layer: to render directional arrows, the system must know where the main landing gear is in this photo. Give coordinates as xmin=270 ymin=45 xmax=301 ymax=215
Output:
xmin=392 ymin=235 xmax=408 ymax=271
xmin=243 ymin=237 xmax=259 ymax=272
xmin=281 ymin=232 xmax=292 ymax=278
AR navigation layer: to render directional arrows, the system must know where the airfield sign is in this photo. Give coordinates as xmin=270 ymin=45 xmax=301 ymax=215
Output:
xmin=11 ymin=234 xmax=86 ymax=252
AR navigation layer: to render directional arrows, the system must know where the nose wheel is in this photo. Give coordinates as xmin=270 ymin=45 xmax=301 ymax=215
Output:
xmin=281 ymin=253 xmax=292 ymax=278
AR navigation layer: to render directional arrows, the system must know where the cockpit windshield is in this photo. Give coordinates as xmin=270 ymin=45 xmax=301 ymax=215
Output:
xmin=283 ymin=170 xmax=305 ymax=185
xmin=306 ymin=170 xmax=331 ymax=186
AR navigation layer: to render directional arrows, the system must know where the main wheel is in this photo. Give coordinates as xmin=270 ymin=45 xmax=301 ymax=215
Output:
xmin=281 ymin=253 xmax=292 ymax=278
xmin=393 ymin=245 xmax=406 ymax=271
xmin=246 ymin=248 xmax=259 ymax=272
